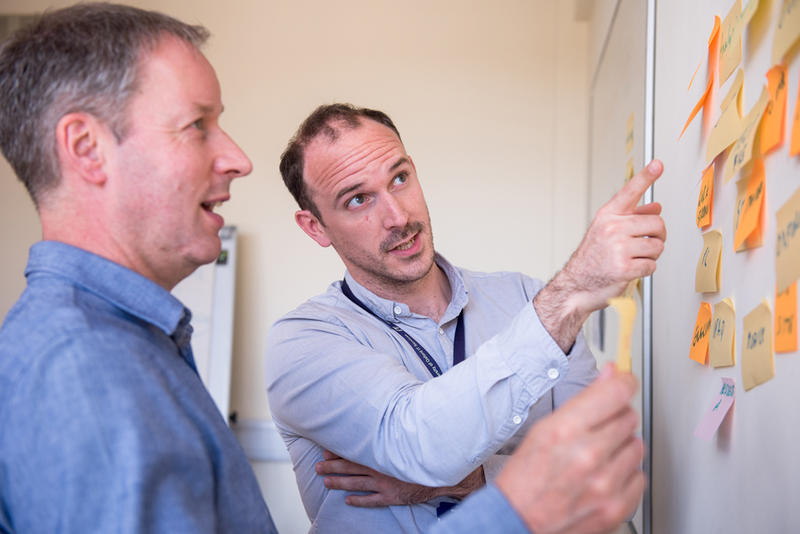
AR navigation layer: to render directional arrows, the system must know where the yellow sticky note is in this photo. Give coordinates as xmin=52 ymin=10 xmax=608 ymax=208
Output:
xmin=690 ymin=302 xmax=713 ymax=365
xmin=707 ymin=70 xmax=744 ymax=163
xmin=773 ymin=0 xmax=800 ymax=65
xmin=719 ymin=0 xmax=742 ymax=86
xmin=791 ymin=71 xmax=800 ymax=157
xmin=696 ymin=230 xmax=723 ymax=293
xmin=733 ymin=158 xmax=765 ymax=251
xmin=697 ymin=164 xmax=714 ymax=228
xmin=761 ymin=65 xmax=788 ymax=154
xmin=626 ymin=113 xmax=634 ymax=155
xmin=721 ymin=68 xmax=744 ymax=115
xmin=740 ymin=0 xmax=760 ymax=25
xmin=625 ymin=158 xmax=634 ymax=182
xmin=775 ymin=186 xmax=800 ymax=293
xmin=680 ymin=16 xmax=721 ymax=139
xmin=725 ymin=86 xmax=770 ymax=184
xmin=742 ymin=300 xmax=774 ymax=391
xmin=775 ymin=282 xmax=798 ymax=353
xmin=608 ymin=296 xmax=636 ymax=372
xmin=710 ymin=298 xmax=736 ymax=367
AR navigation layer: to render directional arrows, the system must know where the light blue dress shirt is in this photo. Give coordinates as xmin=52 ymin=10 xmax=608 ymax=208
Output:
xmin=0 ymin=241 xmax=276 ymax=533
xmin=266 ymin=255 xmax=598 ymax=533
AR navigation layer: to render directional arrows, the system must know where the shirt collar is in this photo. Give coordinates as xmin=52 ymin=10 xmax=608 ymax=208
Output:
xmin=25 ymin=241 xmax=188 ymax=338
xmin=341 ymin=253 xmax=469 ymax=324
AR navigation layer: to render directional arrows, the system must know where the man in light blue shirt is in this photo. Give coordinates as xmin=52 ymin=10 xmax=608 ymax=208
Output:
xmin=0 ymin=4 xmax=654 ymax=533
xmin=268 ymin=104 xmax=666 ymax=531
xmin=0 ymin=4 xmax=275 ymax=532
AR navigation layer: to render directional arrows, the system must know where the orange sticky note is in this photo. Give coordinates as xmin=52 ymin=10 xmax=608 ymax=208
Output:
xmin=792 ymin=71 xmax=800 ymax=157
xmin=680 ymin=16 xmax=721 ymax=139
xmin=733 ymin=158 xmax=765 ymax=251
xmin=697 ymin=163 xmax=714 ymax=228
xmin=761 ymin=64 xmax=788 ymax=154
xmin=690 ymin=302 xmax=713 ymax=365
xmin=775 ymin=282 xmax=798 ymax=353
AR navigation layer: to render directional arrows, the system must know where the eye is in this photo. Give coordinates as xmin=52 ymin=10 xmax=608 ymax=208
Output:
xmin=189 ymin=118 xmax=206 ymax=131
xmin=392 ymin=172 xmax=408 ymax=186
xmin=346 ymin=193 xmax=368 ymax=209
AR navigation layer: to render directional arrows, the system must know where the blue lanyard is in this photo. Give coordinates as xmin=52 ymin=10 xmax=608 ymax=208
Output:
xmin=340 ymin=279 xmax=465 ymax=378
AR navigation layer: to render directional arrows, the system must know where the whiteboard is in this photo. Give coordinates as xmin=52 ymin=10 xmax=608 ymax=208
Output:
xmin=172 ymin=226 xmax=238 ymax=424
xmin=587 ymin=1 xmax=654 ymax=532
xmin=652 ymin=1 xmax=800 ymax=532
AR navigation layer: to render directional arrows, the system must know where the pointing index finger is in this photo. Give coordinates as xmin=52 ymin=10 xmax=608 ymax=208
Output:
xmin=607 ymin=160 xmax=663 ymax=213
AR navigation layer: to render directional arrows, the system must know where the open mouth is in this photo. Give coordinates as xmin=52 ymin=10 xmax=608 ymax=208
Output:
xmin=201 ymin=201 xmax=223 ymax=213
xmin=392 ymin=235 xmax=417 ymax=251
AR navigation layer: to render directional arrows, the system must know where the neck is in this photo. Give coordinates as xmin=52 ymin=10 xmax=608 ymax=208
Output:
xmin=355 ymin=264 xmax=452 ymax=322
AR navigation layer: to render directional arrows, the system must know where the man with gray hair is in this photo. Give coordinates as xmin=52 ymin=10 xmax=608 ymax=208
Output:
xmin=0 ymin=4 xmax=275 ymax=531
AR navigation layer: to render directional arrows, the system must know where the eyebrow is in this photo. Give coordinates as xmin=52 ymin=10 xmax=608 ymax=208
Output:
xmin=335 ymin=182 xmax=364 ymax=204
xmin=390 ymin=157 xmax=410 ymax=171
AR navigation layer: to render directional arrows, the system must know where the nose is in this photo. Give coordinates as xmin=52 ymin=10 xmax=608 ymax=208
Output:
xmin=214 ymin=129 xmax=253 ymax=180
xmin=381 ymin=193 xmax=409 ymax=230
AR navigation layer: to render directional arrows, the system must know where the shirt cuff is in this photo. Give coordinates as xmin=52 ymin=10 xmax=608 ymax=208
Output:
xmin=429 ymin=483 xmax=529 ymax=534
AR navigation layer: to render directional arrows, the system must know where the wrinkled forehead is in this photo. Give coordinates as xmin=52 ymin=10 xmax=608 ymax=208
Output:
xmin=303 ymin=119 xmax=406 ymax=192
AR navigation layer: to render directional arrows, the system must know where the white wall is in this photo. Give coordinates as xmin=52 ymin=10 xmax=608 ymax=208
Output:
xmin=0 ymin=2 xmax=590 ymax=531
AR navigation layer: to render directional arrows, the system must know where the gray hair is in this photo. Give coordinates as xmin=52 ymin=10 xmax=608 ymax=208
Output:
xmin=0 ymin=2 xmax=209 ymax=207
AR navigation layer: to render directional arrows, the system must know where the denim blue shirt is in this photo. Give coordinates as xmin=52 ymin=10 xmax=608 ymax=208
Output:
xmin=266 ymin=254 xmax=597 ymax=533
xmin=0 ymin=241 xmax=275 ymax=533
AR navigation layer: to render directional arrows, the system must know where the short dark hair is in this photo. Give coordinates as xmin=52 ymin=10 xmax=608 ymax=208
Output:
xmin=0 ymin=2 xmax=209 ymax=207
xmin=279 ymin=103 xmax=402 ymax=222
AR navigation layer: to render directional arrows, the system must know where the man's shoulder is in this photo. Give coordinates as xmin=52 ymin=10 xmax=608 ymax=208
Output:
xmin=0 ymin=280 xmax=163 ymax=403
xmin=456 ymin=266 xmax=545 ymax=296
xmin=272 ymin=283 xmax=353 ymax=328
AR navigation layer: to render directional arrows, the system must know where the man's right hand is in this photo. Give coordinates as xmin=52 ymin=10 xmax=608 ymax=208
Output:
xmin=495 ymin=364 xmax=645 ymax=534
xmin=534 ymin=160 xmax=666 ymax=352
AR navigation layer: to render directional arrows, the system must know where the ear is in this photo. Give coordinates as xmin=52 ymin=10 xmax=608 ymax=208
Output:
xmin=55 ymin=112 xmax=109 ymax=186
xmin=295 ymin=209 xmax=332 ymax=247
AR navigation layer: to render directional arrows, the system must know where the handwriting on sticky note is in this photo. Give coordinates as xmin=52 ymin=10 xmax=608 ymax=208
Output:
xmin=742 ymin=300 xmax=774 ymax=391
xmin=608 ymin=296 xmax=636 ymax=372
xmin=792 ymin=71 xmax=800 ymax=157
xmin=697 ymin=164 xmax=714 ymax=228
xmin=694 ymin=377 xmax=736 ymax=441
xmin=710 ymin=298 xmax=736 ymax=367
xmin=724 ymin=86 xmax=770 ymax=183
xmin=775 ymin=282 xmax=798 ymax=353
xmin=776 ymin=187 xmax=800 ymax=293
xmin=719 ymin=0 xmax=742 ymax=85
xmin=761 ymin=65 xmax=788 ymax=154
xmin=733 ymin=158 xmax=765 ymax=251
xmin=773 ymin=0 xmax=800 ymax=65
xmin=696 ymin=230 xmax=722 ymax=292
xmin=690 ymin=302 xmax=713 ymax=365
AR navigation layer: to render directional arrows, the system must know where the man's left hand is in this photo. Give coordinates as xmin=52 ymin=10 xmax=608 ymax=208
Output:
xmin=316 ymin=450 xmax=485 ymax=507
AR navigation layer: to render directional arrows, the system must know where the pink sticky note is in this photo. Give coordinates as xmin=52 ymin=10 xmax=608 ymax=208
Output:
xmin=694 ymin=377 xmax=735 ymax=441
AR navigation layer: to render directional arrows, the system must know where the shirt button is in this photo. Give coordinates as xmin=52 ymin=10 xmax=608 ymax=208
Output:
xmin=393 ymin=305 xmax=402 ymax=314
xmin=547 ymin=368 xmax=560 ymax=380
xmin=512 ymin=415 xmax=522 ymax=425
xmin=438 ymin=327 xmax=445 ymax=335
